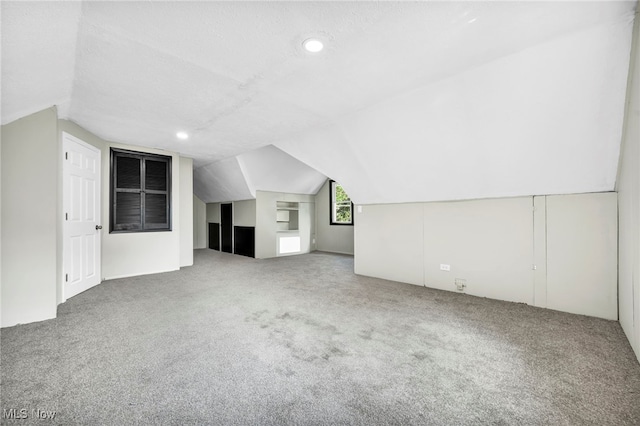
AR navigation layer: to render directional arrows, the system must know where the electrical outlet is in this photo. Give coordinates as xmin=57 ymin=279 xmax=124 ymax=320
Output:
xmin=440 ymin=264 xmax=451 ymax=271
xmin=455 ymin=278 xmax=466 ymax=292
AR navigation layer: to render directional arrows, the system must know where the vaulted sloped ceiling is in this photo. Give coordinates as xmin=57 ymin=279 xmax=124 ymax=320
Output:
xmin=1 ymin=1 xmax=636 ymax=204
xmin=194 ymin=145 xmax=326 ymax=203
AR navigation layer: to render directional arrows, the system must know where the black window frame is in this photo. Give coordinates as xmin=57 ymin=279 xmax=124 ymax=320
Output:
xmin=110 ymin=148 xmax=172 ymax=233
xmin=329 ymin=180 xmax=354 ymax=226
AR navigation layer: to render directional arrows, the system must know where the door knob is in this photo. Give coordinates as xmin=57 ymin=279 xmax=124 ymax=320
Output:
xmin=96 ymin=225 xmax=103 ymax=230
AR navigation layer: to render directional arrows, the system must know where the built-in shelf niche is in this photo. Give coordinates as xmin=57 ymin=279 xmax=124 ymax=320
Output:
xmin=276 ymin=201 xmax=299 ymax=231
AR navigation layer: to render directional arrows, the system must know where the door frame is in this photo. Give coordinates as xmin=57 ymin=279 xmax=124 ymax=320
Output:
xmin=61 ymin=132 xmax=102 ymax=303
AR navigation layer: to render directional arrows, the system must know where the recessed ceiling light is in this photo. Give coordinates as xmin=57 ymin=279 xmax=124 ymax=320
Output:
xmin=303 ymin=38 xmax=324 ymax=53
xmin=176 ymin=131 xmax=189 ymax=140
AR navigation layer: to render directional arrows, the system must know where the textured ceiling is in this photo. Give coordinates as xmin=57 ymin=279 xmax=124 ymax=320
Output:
xmin=1 ymin=1 xmax=637 ymax=204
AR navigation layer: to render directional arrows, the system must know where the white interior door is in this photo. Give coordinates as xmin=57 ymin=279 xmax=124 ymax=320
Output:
xmin=63 ymin=132 xmax=101 ymax=301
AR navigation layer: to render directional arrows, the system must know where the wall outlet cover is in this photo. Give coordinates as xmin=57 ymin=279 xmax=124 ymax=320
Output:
xmin=440 ymin=264 xmax=451 ymax=271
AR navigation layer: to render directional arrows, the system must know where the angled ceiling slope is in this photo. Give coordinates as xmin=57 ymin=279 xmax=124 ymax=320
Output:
xmin=194 ymin=145 xmax=326 ymax=203
xmin=1 ymin=1 xmax=81 ymax=123
xmin=275 ymin=3 xmax=637 ymax=204
xmin=2 ymin=1 xmax=637 ymax=205
xmin=193 ymin=156 xmax=253 ymax=204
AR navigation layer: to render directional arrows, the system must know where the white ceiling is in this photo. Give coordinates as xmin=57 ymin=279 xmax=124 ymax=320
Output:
xmin=194 ymin=144 xmax=327 ymax=203
xmin=1 ymin=1 xmax=636 ymax=204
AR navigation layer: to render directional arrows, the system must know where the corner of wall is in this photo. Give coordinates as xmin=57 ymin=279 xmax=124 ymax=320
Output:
xmin=314 ymin=179 xmax=354 ymax=255
xmin=1 ymin=107 xmax=59 ymax=327
xmin=617 ymin=8 xmax=640 ymax=362
xmin=0 ymin=112 xmax=3 ymax=325
xmin=180 ymin=156 xmax=194 ymax=267
xmin=193 ymin=195 xmax=207 ymax=249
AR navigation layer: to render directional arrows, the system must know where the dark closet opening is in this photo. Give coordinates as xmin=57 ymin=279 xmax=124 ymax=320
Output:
xmin=208 ymin=223 xmax=220 ymax=250
xmin=234 ymin=226 xmax=255 ymax=258
xmin=221 ymin=203 xmax=233 ymax=253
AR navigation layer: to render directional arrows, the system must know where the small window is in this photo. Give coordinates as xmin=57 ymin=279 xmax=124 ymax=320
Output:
xmin=110 ymin=148 xmax=171 ymax=233
xmin=330 ymin=180 xmax=353 ymax=225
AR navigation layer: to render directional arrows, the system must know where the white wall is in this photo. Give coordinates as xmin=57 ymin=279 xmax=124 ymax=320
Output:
xmin=206 ymin=202 xmax=221 ymax=224
xmin=1 ymin=108 xmax=58 ymax=327
xmin=618 ymin=9 xmax=640 ymax=361
xmin=354 ymin=203 xmax=424 ymax=286
xmin=315 ymin=180 xmax=354 ymax=255
xmin=298 ymin=202 xmax=313 ymax=255
xmin=545 ymin=193 xmax=617 ymax=320
xmin=59 ymin=120 xmax=105 ymax=151
xmin=355 ymin=193 xmax=618 ymax=319
xmin=234 ymin=199 xmax=256 ymax=227
xmin=102 ymin=144 xmax=182 ymax=279
xmin=60 ymin=120 xmax=192 ymax=281
xmin=422 ymin=197 xmax=534 ymax=304
xmin=0 ymin=107 xmax=2 ymax=324
xmin=179 ymin=157 xmax=194 ymax=267
xmin=193 ymin=195 xmax=206 ymax=249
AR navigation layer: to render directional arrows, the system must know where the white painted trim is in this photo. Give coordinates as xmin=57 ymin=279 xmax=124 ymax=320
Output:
xmin=1 ymin=312 xmax=57 ymax=329
xmin=62 ymin=132 xmax=101 ymax=153
xmin=314 ymin=250 xmax=354 ymax=256
xmin=104 ymin=267 xmax=179 ymax=281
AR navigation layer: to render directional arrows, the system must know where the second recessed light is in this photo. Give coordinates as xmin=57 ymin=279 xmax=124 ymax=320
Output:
xmin=176 ymin=131 xmax=189 ymax=140
xmin=303 ymin=38 xmax=324 ymax=53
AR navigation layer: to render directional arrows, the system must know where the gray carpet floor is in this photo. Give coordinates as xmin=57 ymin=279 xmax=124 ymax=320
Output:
xmin=1 ymin=249 xmax=639 ymax=425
